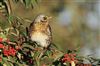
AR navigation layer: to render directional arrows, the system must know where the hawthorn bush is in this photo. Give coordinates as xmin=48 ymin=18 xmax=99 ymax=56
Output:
xmin=0 ymin=0 xmax=66 ymax=66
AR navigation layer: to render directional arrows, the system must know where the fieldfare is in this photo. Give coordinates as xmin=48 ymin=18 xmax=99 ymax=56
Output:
xmin=29 ymin=14 xmax=52 ymax=58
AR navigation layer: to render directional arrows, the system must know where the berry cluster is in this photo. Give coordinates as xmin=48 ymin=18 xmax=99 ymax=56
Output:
xmin=62 ymin=53 xmax=77 ymax=63
xmin=0 ymin=37 xmax=17 ymax=62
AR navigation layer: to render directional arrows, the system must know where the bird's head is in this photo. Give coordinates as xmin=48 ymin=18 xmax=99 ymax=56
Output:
xmin=34 ymin=14 xmax=52 ymax=24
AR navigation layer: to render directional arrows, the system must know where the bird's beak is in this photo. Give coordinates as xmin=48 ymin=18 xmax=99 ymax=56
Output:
xmin=47 ymin=16 xmax=52 ymax=20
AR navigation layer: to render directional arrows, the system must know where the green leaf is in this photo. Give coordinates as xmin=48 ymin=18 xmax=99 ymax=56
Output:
xmin=8 ymin=56 xmax=17 ymax=63
xmin=24 ymin=0 xmax=31 ymax=8
xmin=53 ymin=51 xmax=64 ymax=62
xmin=13 ymin=0 xmax=19 ymax=3
xmin=8 ymin=15 xmax=14 ymax=23
xmin=23 ymin=0 xmax=38 ymax=8
xmin=45 ymin=50 xmax=52 ymax=57
xmin=31 ymin=0 xmax=37 ymax=7
xmin=8 ymin=34 xmax=17 ymax=42
xmin=66 ymin=49 xmax=72 ymax=53
xmin=2 ymin=57 xmax=13 ymax=66
xmin=14 ymin=62 xmax=22 ymax=66
xmin=0 ymin=33 xmax=7 ymax=40
xmin=35 ymin=0 xmax=39 ymax=3
xmin=0 ymin=21 xmax=10 ymax=29
xmin=33 ymin=51 xmax=40 ymax=58
xmin=22 ymin=43 xmax=34 ymax=50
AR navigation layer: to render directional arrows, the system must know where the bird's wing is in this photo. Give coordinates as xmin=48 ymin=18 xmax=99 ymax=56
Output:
xmin=46 ymin=25 xmax=52 ymax=43
xmin=29 ymin=21 xmax=35 ymax=37
xmin=47 ymin=25 xmax=52 ymax=37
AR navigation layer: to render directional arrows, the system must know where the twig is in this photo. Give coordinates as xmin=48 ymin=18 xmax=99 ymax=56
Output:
xmin=8 ymin=41 xmax=17 ymax=45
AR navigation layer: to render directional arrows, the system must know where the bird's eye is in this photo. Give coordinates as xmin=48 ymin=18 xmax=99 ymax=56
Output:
xmin=43 ymin=17 xmax=47 ymax=20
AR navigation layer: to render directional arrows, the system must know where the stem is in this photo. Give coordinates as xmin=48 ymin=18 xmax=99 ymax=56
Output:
xmin=71 ymin=61 xmax=75 ymax=66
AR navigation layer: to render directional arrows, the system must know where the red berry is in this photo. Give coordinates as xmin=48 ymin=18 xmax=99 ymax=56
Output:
xmin=0 ymin=38 xmax=3 ymax=42
xmin=0 ymin=44 xmax=4 ymax=48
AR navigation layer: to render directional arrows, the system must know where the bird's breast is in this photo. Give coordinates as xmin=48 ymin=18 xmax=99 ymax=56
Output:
xmin=34 ymin=23 xmax=48 ymax=31
xmin=31 ymin=31 xmax=49 ymax=47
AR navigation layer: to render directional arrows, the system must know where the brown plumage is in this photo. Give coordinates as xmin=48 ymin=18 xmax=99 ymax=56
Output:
xmin=29 ymin=14 xmax=52 ymax=48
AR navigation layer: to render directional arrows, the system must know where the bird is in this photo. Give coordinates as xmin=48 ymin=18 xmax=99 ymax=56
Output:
xmin=29 ymin=14 xmax=52 ymax=58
